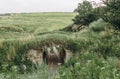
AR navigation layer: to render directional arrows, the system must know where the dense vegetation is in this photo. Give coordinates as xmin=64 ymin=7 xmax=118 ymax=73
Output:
xmin=0 ymin=12 xmax=120 ymax=79
xmin=102 ymin=0 xmax=120 ymax=29
xmin=71 ymin=0 xmax=120 ymax=32
xmin=0 ymin=0 xmax=120 ymax=78
xmin=73 ymin=0 xmax=98 ymax=26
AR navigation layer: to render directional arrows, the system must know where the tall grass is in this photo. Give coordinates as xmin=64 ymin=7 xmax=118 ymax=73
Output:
xmin=0 ymin=13 xmax=120 ymax=79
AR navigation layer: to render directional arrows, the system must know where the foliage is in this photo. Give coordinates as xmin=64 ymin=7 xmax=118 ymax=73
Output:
xmin=58 ymin=54 xmax=120 ymax=79
xmin=73 ymin=0 xmax=98 ymax=26
xmin=89 ymin=19 xmax=108 ymax=32
xmin=0 ymin=13 xmax=120 ymax=79
xmin=102 ymin=0 xmax=120 ymax=29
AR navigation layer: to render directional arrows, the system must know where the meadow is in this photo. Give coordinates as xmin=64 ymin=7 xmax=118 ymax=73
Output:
xmin=0 ymin=12 xmax=120 ymax=79
xmin=0 ymin=12 xmax=75 ymax=39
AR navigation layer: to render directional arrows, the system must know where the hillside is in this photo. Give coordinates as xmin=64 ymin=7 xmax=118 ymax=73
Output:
xmin=0 ymin=13 xmax=120 ymax=79
xmin=0 ymin=12 xmax=76 ymax=39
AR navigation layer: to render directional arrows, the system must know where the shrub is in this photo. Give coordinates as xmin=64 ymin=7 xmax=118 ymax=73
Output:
xmin=89 ymin=19 xmax=108 ymax=32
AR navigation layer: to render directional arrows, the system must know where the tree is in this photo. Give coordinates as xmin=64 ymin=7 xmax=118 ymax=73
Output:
xmin=73 ymin=0 xmax=98 ymax=26
xmin=102 ymin=0 xmax=120 ymax=29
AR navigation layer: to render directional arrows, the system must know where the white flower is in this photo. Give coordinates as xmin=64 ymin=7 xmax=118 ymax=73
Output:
xmin=87 ymin=60 xmax=92 ymax=63
xmin=101 ymin=67 xmax=105 ymax=70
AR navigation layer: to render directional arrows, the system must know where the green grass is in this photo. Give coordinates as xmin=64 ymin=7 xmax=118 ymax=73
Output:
xmin=0 ymin=12 xmax=120 ymax=79
xmin=0 ymin=12 xmax=76 ymax=39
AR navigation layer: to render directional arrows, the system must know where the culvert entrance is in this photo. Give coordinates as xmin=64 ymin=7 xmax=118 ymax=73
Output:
xmin=43 ymin=44 xmax=66 ymax=66
xmin=24 ymin=43 xmax=73 ymax=78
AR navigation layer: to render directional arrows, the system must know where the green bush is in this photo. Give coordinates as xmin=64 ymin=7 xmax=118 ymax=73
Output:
xmin=89 ymin=19 xmax=108 ymax=32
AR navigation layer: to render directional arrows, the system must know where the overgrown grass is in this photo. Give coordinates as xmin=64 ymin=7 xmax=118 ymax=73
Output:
xmin=0 ymin=13 xmax=120 ymax=79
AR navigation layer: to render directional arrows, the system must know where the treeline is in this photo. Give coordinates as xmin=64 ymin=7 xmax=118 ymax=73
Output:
xmin=73 ymin=0 xmax=120 ymax=30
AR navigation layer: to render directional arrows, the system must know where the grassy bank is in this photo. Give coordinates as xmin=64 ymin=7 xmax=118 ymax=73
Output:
xmin=0 ymin=13 xmax=120 ymax=79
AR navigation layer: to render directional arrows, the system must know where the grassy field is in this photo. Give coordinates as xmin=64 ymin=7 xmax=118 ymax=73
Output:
xmin=0 ymin=12 xmax=76 ymax=39
xmin=0 ymin=12 xmax=120 ymax=79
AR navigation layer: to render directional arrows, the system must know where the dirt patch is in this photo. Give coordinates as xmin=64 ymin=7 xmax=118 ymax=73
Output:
xmin=26 ymin=49 xmax=43 ymax=65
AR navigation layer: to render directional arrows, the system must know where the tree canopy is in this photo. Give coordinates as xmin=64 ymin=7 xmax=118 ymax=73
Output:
xmin=73 ymin=0 xmax=98 ymax=26
xmin=102 ymin=0 xmax=120 ymax=29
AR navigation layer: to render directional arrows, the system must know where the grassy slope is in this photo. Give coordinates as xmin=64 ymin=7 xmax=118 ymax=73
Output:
xmin=0 ymin=12 xmax=76 ymax=39
xmin=0 ymin=13 xmax=120 ymax=79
